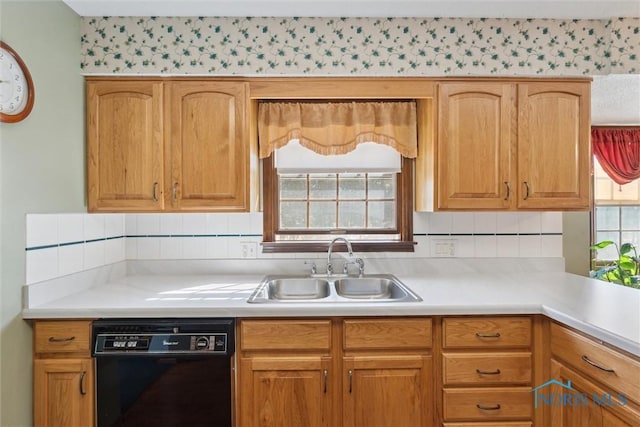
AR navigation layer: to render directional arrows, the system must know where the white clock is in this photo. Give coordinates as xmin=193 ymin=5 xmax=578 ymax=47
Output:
xmin=0 ymin=41 xmax=35 ymax=123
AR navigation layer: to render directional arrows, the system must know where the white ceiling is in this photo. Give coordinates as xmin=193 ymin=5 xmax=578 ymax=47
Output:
xmin=62 ymin=0 xmax=640 ymax=19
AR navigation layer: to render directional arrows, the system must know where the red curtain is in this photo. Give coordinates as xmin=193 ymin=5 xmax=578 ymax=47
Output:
xmin=591 ymin=127 xmax=640 ymax=185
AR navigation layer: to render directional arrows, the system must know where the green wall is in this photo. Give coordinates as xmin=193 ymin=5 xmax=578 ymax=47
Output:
xmin=0 ymin=1 xmax=83 ymax=425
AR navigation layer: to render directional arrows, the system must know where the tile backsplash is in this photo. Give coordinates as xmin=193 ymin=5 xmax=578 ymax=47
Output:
xmin=25 ymin=211 xmax=563 ymax=284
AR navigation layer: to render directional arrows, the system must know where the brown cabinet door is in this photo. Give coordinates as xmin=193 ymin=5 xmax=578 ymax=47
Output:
xmin=517 ymin=82 xmax=590 ymax=210
xmin=166 ymin=81 xmax=248 ymax=211
xmin=34 ymin=358 xmax=94 ymax=427
xmin=343 ymin=355 xmax=432 ymax=427
xmin=437 ymin=82 xmax=516 ymax=210
xmin=239 ymin=356 xmax=332 ymax=427
xmin=86 ymin=80 xmax=164 ymax=212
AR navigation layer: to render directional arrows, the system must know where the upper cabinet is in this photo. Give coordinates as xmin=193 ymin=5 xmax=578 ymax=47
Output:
xmin=86 ymin=78 xmax=250 ymax=212
xmin=419 ymin=78 xmax=591 ymax=211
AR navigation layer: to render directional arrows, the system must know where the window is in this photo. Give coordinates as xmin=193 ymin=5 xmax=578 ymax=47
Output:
xmin=592 ymin=159 xmax=640 ymax=261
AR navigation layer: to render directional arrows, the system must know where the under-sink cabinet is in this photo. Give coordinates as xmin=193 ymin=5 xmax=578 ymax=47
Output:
xmin=33 ymin=320 xmax=95 ymax=427
xmin=237 ymin=317 xmax=433 ymax=427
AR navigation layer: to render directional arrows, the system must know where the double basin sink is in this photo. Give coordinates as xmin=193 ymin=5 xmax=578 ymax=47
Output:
xmin=247 ymin=274 xmax=422 ymax=303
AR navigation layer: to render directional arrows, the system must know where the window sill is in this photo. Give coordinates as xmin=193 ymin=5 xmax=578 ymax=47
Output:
xmin=261 ymin=241 xmax=416 ymax=253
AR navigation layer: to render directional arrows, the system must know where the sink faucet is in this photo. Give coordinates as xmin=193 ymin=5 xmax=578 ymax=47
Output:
xmin=326 ymin=237 xmax=353 ymax=276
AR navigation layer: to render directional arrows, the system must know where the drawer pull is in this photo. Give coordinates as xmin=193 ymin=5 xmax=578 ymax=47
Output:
xmin=48 ymin=336 xmax=76 ymax=343
xmin=476 ymin=332 xmax=501 ymax=339
xmin=477 ymin=403 xmax=501 ymax=411
xmin=581 ymin=355 xmax=615 ymax=373
xmin=79 ymin=371 xmax=86 ymax=395
xmin=323 ymin=370 xmax=328 ymax=394
xmin=476 ymin=368 xmax=501 ymax=375
xmin=348 ymin=370 xmax=353 ymax=394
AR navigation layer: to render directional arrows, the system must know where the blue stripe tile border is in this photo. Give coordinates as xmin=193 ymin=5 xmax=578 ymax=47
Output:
xmin=125 ymin=234 xmax=263 ymax=238
xmin=25 ymin=235 xmax=126 ymax=252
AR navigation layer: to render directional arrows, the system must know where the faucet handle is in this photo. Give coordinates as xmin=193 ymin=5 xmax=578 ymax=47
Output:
xmin=343 ymin=258 xmax=365 ymax=276
xmin=304 ymin=260 xmax=318 ymax=275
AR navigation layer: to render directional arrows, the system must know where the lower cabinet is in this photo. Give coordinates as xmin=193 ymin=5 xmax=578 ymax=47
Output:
xmin=237 ymin=317 xmax=433 ymax=427
xmin=33 ymin=320 xmax=94 ymax=427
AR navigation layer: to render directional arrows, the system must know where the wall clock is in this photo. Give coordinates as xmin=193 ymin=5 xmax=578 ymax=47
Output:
xmin=0 ymin=41 xmax=35 ymax=123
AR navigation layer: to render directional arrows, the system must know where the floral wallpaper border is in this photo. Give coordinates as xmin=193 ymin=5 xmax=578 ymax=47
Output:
xmin=81 ymin=16 xmax=639 ymax=75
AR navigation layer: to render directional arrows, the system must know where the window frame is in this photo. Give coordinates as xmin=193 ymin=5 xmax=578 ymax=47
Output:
xmin=261 ymin=154 xmax=415 ymax=253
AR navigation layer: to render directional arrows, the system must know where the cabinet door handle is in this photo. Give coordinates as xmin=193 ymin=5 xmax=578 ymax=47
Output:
xmin=79 ymin=371 xmax=86 ymax=395
xmin=348 ymin=370 xmax=353 ymax=394
xmin=48 ymin=336 xmax=75 ymax=343
xmin=581 ymin=355 xmax=615 ymax=373
xmin=504 ymin=182 xmax=510 ymax=201
xmin=476 ymin=368 xmax=501 ymax=375
xmin=475 ymin=332 xmax=501 ymax=339
xmin=172 ymin=182 xmax=178 ymax=201
xmin=152 ymin=182 xmax=159 ymax=201
xmin=523 ymin=181 xmax=530 ymax=200
xmin=323 ymin=369 xmax=328 ymax=394
xmin=476 ymin=403 xmax=501 ymax=411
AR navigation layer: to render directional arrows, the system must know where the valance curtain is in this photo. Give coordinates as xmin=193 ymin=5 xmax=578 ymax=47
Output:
xmin=258 ymin=101 xmax=417 ymax=159
xmin=591 ymin=127 xmax=640 ymax=185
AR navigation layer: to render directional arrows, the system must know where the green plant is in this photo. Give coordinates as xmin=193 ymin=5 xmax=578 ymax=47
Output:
xmin=590 ymin=241 xmax=640 ymax=288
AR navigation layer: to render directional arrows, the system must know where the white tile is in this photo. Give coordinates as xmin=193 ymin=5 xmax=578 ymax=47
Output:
xmin=474 ymin=235 xmax=498 ymax=258
xmin=125 ymin=238 xmax=138 ymax=259
xmin=137 ymin=214 xmax=161 ymax=235
xmin=541 ymin=212 xmax=563 ymax=233
xmin=83 ymin=240 xmax=105 ymax=270
xmin=160 ymin=237 xmax=184 ymax=259
xmin=136 ymin=237 xmax=161 ymax=259
xmin=207 ymin=213 xmax=229 ymax=234
xmin=26 ymin=248 xmax=59 ymax=284
xmin=183 ymin=213 xmax=207 ymax=235
xmin=496 ymin=235 xmax=519 ymax=257
xmin=228 ymin=237 xmax=245 ymax=258
xmin=249 ymin=212 xmax=264 ymax=235
xmin=183 ymin=237 xmax=207 ymax=259
xmin=59 ymin=244 xmax=84 ymax=276
xmin=541 ymin=235 xmax=564 ymax=257
xmin=455 ymin=236 xmax=475 ymax=257
xmin=26 ymin=214 xmax=58 ymax=248
xmin=228 ymin=213 xmax=252 ymax=234
xmin=451 ymin=212 xmax=475 ymax=234
xmin=496 ymin=213 xmax=520 ymax=234
xmin=105 ymin=238 xmax=125 ymax=264
xmin=519 ymin=235 xmax=542 ymax=257
xmin=125 ymin=214 xmax=138 ymax=235
xmin=160 ymin=214 xmax=184 ymax=235
xmin=474 ymin=213 xmax=497 ymax=234
xmin=57 ymin=213 xmax=84 ymax=244
xmin=518 ymin=212 xmax=542 ymax=234
xmin=84 ymin=214 xmax=106 ymax=241
xmin=413 ymin=212 xmax=430 ymax=235
xmin=105 ymin=214 xmax=125 ymax=238
xmin=206 ymin=237 xmax=229 ymax=258
xmin=428 ymin=213 xmax=452 ymax=234
xmin=413 ymin=235 xmax=430 ymax=257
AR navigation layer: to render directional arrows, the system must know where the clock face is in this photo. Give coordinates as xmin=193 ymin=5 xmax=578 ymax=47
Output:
xmin=0 ymin=46 xmax=29 ymax=114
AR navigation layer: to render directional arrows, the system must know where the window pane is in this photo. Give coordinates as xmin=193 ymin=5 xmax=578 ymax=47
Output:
xmin=368 ymin=174 xmax=395 ymax=199
xmin=595 ymin=231 xmax=619 ymax=260
xmin=339 ymin=174 xmax=366 ymax=199
xmin=621 ymin=206 xmax=640 ymax=230
xmin=621 ymin=232 xmax=640 ymax=251
xmin=309 ymin=174 xmax=336 ymax=199
xmin=338 ymin=201 xmax=365 ymax=228
xmin=595 ymin=206 xmax=619 ymax=231
xmin=368 ymin=201 xmax=396 ymax=229
xmin=280 ymin=201 xmax=307 ymax=229
xmin=279 ymin=175 xmax=307 ymax=199
xmin=309 ymin=201 xmax=336 ymax=228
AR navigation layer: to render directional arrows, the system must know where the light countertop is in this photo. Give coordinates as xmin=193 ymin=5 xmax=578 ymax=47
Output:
xmin=22 ymin=258 xmax=640 ymax=356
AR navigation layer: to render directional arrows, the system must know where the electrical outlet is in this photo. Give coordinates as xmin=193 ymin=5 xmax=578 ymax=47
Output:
xmin=432 ymin=239 xmax=456 ymax=257
xmin=240 ymin=242 xmax=257 ymax=259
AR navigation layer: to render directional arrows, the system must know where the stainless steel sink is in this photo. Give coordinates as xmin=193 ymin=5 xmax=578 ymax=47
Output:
xmin=247 ymin=274 xmax=421 ymax=303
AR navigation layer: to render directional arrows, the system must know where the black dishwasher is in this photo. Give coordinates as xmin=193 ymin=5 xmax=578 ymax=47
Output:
xmin=92 ymin=318 xmax=234 ymax=427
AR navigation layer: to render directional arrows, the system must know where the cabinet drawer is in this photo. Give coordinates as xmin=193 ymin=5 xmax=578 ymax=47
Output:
xmin=443 ymin=423 xmax=532 ymax=427
xmin=443 ymin=352 xmax=532 ymax=385
xmin=550 ymin=323 xmax=640 ymax=404
xmin=34 ymin=320 xmax=92 ymax=356
xmin=240 ymin=319 xmax=331 ymax=351
xmin=443 ymin=387 xmax=532 ymax=421
xmin=343 ymin=318 xmax=432 ymax=350
xmin=443 ymin=317 xmax=531 ymax=349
